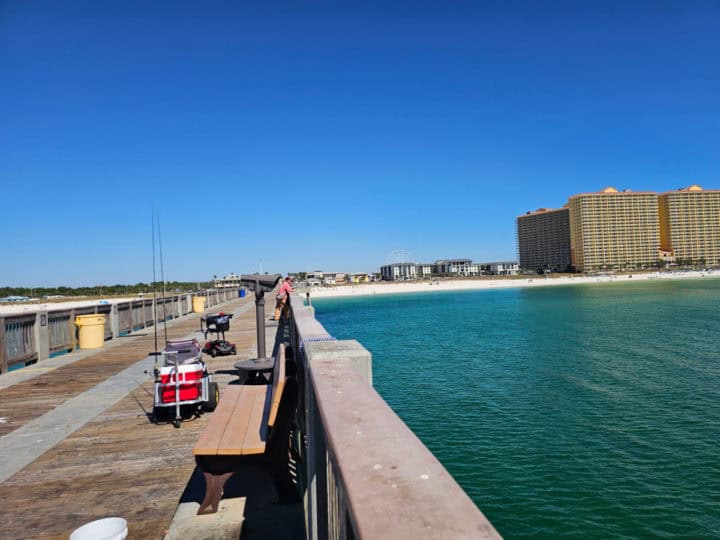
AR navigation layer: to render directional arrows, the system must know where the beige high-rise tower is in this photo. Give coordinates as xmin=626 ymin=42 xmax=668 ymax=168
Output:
xmin=659 ymin=185 xmax=720 ymax=266
xmin=568 ymin=187 xmax=660 ymax=272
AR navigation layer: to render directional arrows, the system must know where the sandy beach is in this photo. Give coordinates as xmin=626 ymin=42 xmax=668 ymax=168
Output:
xmin=305 ymin=270 xmax=720 ymax=299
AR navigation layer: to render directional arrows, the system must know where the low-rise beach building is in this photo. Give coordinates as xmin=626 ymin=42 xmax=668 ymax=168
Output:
xmin=659 ymin=185 xmax=720 ymax=266
xmin=213 ymin=273 xmax=242 ymax=288
xmin=381 ymin=259 xmax=487 ymax=280
xmin=322 ymin=272 xmax=346 ymax=286
xmin=480 ymin=261 xmax=520 ymax=275
xmin=434 ymin=259 xmax=480 ymax=276
xmin=517 ymin=207 xmax=572 ymax=272
xmin=418 ymin=264 xmax=433 ymax=278
xmin=348 ymin=273 xmax=371 ymax=284
xmin=381 ymin=263 xmax=418 ymax=281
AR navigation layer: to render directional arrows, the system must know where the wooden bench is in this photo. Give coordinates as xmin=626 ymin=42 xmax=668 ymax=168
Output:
xmin=193 ymin=344 xmax=298 ymax=514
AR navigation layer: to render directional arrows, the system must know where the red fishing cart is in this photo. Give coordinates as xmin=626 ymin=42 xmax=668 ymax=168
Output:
xmin=152 ymin=339 xmax=219 ymax=428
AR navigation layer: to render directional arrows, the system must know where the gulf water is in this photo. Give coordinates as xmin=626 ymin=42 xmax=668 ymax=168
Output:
xmin=313 ymin=279 xmax=720 ymax=539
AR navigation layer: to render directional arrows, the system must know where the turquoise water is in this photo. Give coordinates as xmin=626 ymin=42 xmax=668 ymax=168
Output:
xmin=313 ymin=280 xmax=720 ymax=539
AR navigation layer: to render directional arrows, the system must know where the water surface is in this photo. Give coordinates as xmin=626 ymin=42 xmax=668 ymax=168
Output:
xmin=314 ymin=280 xmax=720 ymax=538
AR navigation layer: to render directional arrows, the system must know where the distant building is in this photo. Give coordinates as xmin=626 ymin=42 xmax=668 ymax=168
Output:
xmin=479 ymin=261 xmax=519 ymax=275
xmin=381 ymin=259 xmax=488 ymax=280
xmin=380 ymin=263 xmax=418 ymax=281
xmin=659 ymin=185 xmax=720 ymax=266
xmin=568 ymin=187 xmax=660 ymax=272
xmin=213 ymin=273 xmax=241 ymax=288
xmin=348 ymin=273 xmax=371 ymax=284
xmin=417 ymin=264 xmax=434 ymax=279
xmin=434 ymin=259 xmax=480 ymax=276
xmin=517 ymin=207 xmax=572 ymax=272
xmin=322 ymin=272 xmax=346 ymax=286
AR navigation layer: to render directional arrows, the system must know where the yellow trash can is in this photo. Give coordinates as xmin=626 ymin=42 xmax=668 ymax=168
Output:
xmin=75 ymin=314 xmax=106 ymax=349
xmin=192 ymin=296 xmax=207 ymax=313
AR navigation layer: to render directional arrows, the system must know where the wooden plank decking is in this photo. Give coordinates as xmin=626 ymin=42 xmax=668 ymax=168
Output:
xmin=0 ymin=298 xmax=302 ymax=539
xmin=0 ymin=315 xmax=203 ymax=438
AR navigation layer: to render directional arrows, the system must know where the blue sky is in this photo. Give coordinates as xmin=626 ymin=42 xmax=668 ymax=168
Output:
xmin=2 ymin=1 xmax=719 ymax=286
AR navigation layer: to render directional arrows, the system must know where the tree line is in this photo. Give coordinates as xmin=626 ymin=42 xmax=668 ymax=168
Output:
xmin=0 ymin=281 xmax=214 ymax=298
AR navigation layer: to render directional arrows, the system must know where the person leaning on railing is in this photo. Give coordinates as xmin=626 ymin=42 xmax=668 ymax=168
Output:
xmin=273 ymin=276 xmax=294 ymax=321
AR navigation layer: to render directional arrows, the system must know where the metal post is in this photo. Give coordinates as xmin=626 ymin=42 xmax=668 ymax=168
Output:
xmin=234 ymin=274 xmax=281 ymax=375
xmin=255 ymin=286 xmax=267 ymax=361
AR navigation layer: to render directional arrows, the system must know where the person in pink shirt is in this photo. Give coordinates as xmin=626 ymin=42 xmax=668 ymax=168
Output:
xmin=274 ymin=276 xmax=294 ymax=321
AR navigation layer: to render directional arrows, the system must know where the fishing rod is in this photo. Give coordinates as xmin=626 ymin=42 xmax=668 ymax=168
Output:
xmin=157 ymin=210 xmax=169 ymax=344
xmin=151 ymin=207 xmax=159 ymax=354
xmin=149 ymin=206 xmax=163 ymax=387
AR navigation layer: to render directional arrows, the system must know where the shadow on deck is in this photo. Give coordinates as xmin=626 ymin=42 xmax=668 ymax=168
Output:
xmin=166 ymin=466 xmax=304 ymax=540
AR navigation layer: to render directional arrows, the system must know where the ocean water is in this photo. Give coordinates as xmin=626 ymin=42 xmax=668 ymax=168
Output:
xmin=313 ymin=279 xmax=720 ymax=539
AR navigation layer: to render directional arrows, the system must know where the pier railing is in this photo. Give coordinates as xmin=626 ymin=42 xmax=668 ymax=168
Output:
xmin=287 ymin=294 xmax=501 ymax=540
xmin=0 ymin=289 xmax=239 ymax=374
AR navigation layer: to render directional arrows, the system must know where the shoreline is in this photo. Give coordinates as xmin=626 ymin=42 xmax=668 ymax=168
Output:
xmin=304 ymin=270 xmax=720 ymax=299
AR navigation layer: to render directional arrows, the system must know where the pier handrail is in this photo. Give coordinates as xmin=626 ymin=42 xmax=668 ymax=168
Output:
xmin=287 ymin=293 xmax=501 ymax=540
xmin=0 ymin=288 xmax=239 ymax=374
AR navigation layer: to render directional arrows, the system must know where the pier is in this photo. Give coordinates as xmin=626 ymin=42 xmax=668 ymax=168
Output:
xmin=0 ymin=289 xmax=500 ymax=539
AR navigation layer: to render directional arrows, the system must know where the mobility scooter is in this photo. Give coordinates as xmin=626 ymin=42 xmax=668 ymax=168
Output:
xmin=201 ymin=312 xmax=237 ymax=357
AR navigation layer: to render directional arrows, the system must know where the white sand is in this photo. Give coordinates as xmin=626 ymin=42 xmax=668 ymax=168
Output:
xmin=305 ymin=270 xmax=720 ymax=299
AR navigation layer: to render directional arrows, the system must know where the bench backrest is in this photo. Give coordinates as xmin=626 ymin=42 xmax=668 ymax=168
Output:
xmin=268 ymin=343 xmax=286 ymax=428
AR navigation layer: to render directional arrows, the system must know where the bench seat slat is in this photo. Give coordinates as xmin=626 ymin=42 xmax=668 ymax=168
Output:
xmin=217 ymin=385 xmax=269 ymax=455
xmin=193 ymin=386 xmax=243 ymax=456
xmin=194 ymin=344 xmax=288 ymax=459
xmin=239 ymin=387 xmax=272 ymax=455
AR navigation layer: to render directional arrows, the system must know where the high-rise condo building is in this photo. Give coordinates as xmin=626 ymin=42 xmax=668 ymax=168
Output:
xmin=516 ymin=208 xmax=571 ymax=272
xmin=568 ymin=187 xmax=659 ymax=272
xmin=659 ymin=185 xmax=720 ymax=266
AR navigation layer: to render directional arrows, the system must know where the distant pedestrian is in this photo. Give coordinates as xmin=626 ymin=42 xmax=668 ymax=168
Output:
xmin=274 ymin=276 xmax=294 ymax=321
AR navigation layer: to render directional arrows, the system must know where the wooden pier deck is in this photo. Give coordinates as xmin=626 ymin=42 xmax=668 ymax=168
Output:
xmin=0 ymin=297 xmax=303 ymax=539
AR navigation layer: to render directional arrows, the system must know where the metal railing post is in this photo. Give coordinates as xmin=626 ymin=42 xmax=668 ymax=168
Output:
xmin=255 ymin=294 xmax=267 ymax=360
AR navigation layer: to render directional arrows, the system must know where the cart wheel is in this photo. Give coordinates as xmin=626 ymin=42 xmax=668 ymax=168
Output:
xmin=152 ymin=407 xmax=164 ymax=423
xmin=210 ymin=348 xmax=217 ymax=358
xmin=173 ymin=419 xmax=181 ymax=429
xmin=231 ymin=346 xmax=237 ymax=355
xmin=203 ymin=382 xmax=220 ymax=412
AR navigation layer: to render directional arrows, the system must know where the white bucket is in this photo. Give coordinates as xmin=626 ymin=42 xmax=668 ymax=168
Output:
xmin=70 ymin=517 xmax=128 ymax=540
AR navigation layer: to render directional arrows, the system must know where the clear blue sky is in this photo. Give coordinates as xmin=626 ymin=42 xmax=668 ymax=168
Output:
xmin=2 ymin=1 xmax=718 ymax=287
